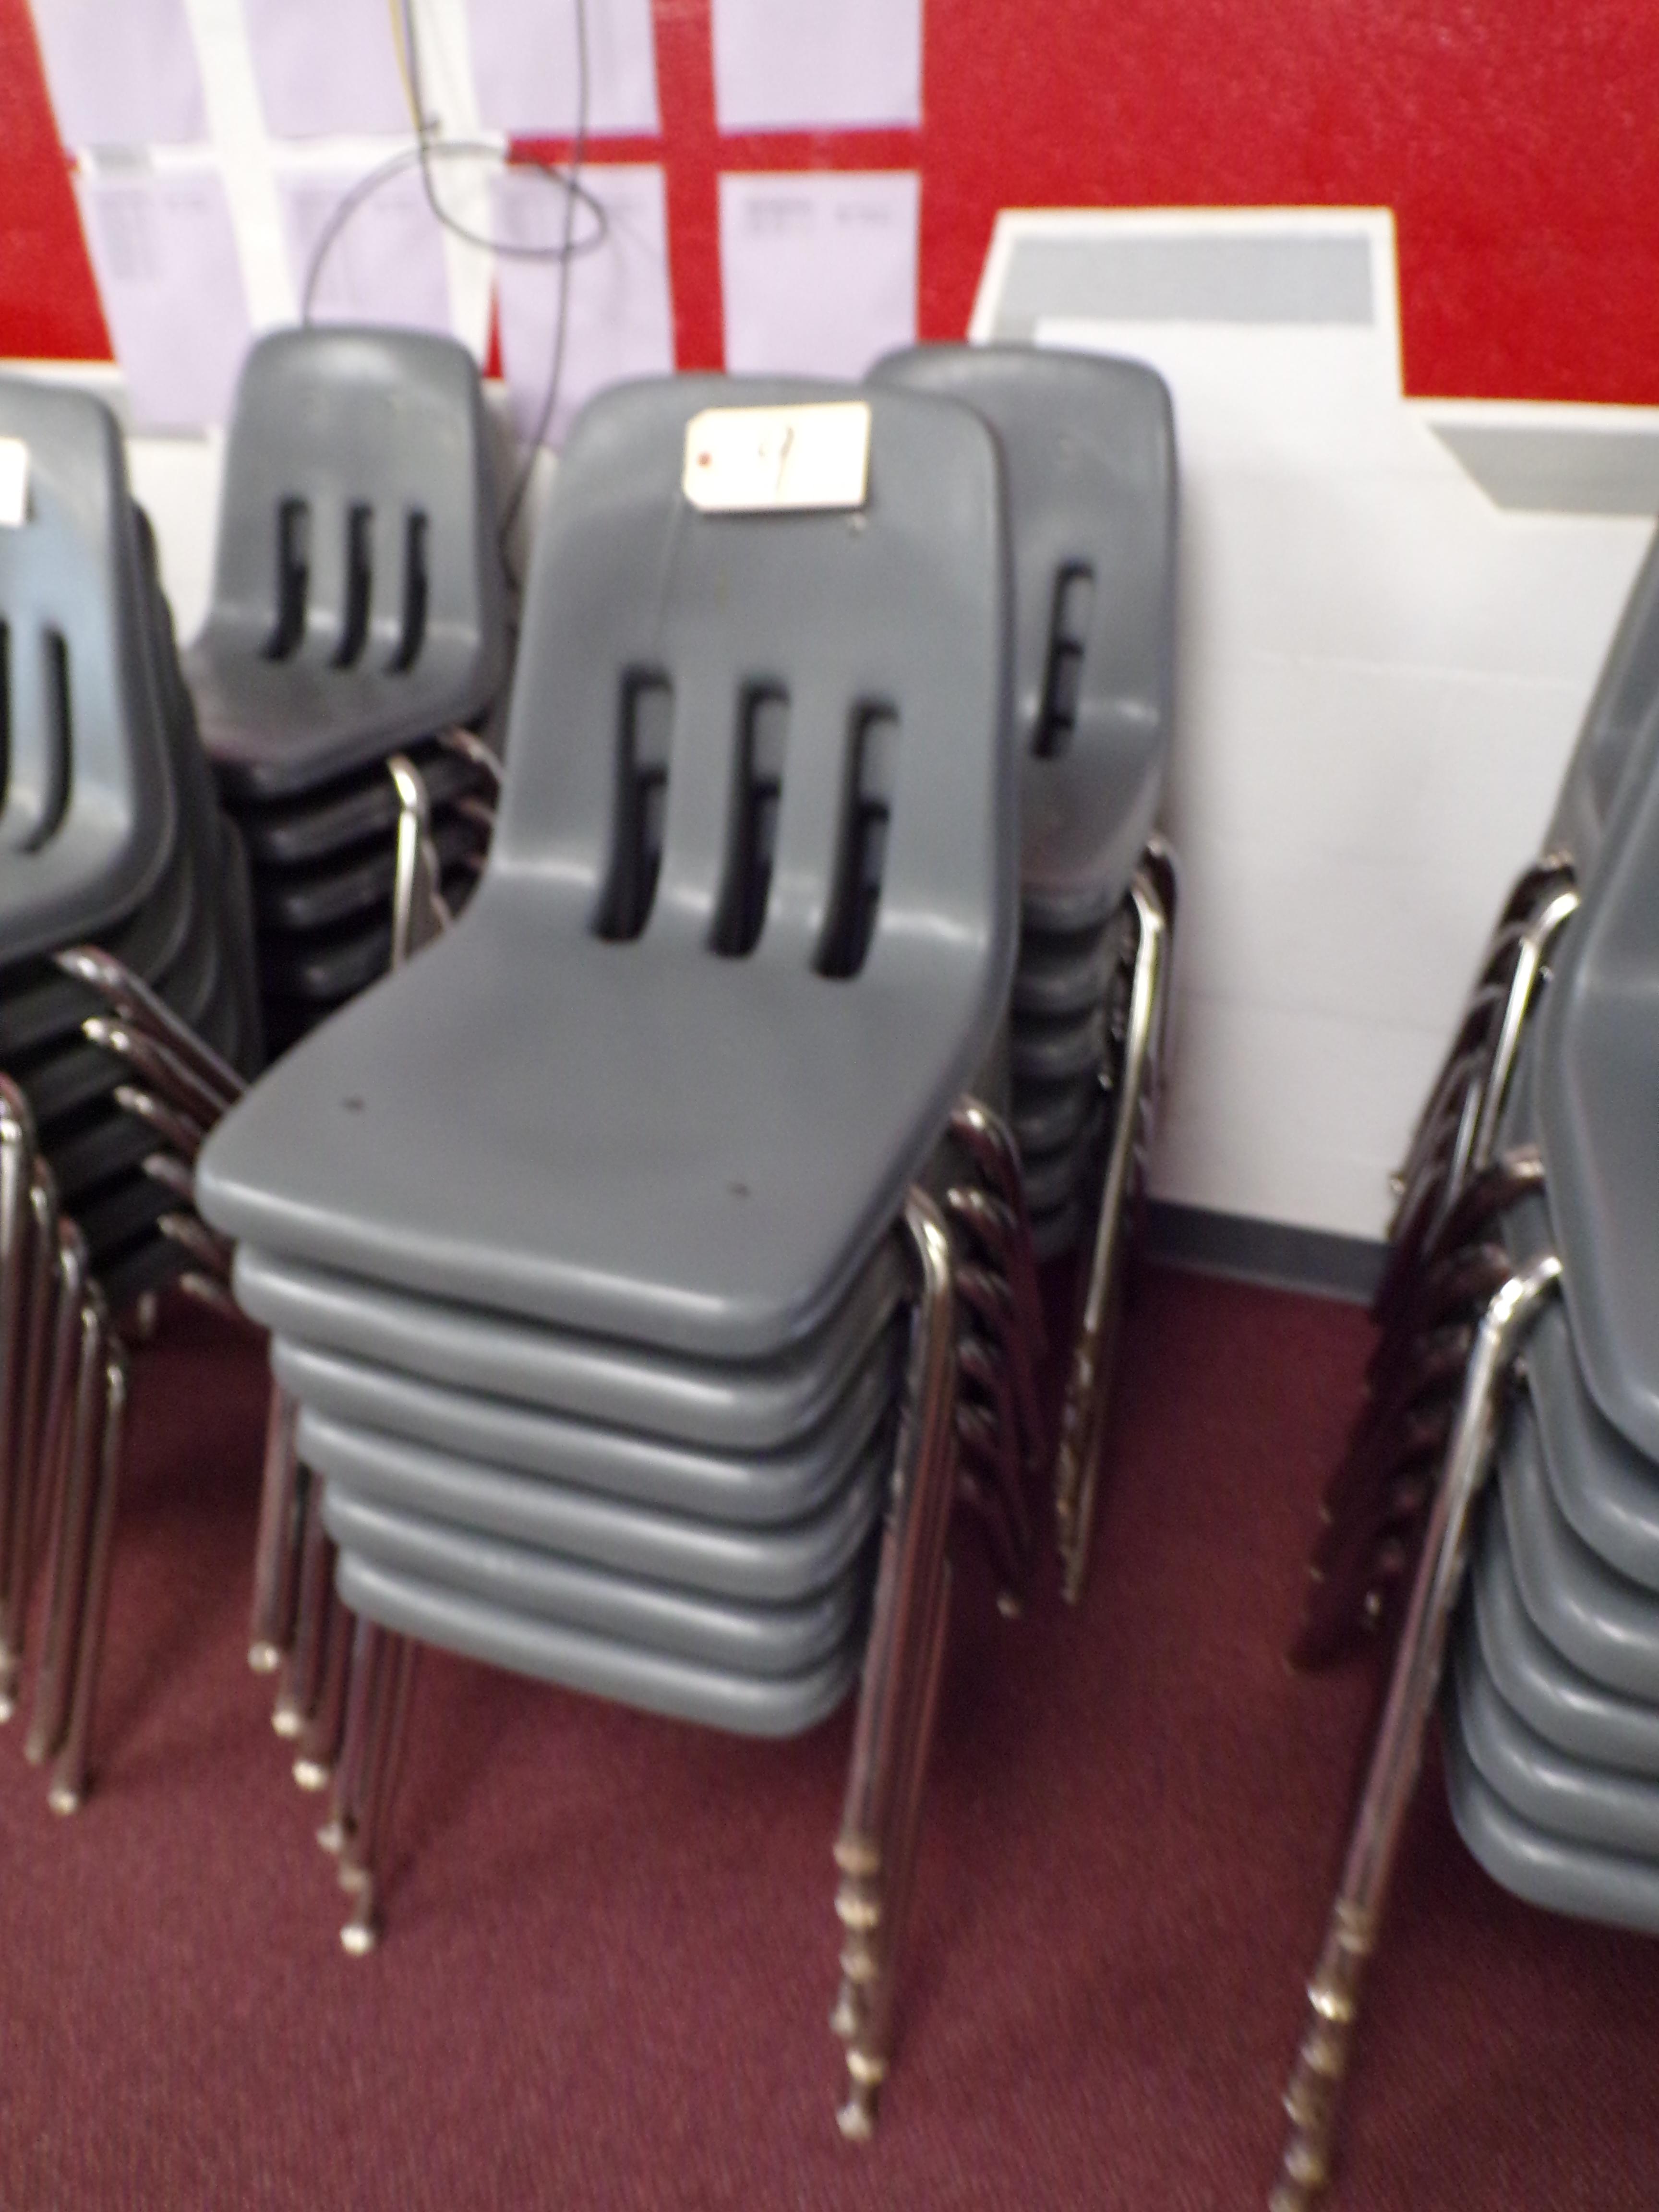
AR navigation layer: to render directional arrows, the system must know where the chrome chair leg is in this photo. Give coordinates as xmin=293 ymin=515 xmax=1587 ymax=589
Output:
xmin=0 ymin=1081 xmax=37 ymax=1697
xmin=1054 ymin=858 xmax=1172 ymax=1602
xmin=1270 ymin=1252 xmax=1562 ymax=2212
xmin=339 ymin=1631 xmax=419 ymax=1957
xmin=294 ymin=1583 xmax=351 ymax=1791
xmin=248 ymin=1386 xmax=302 ymax=1674
xmin=957 ymin=1262 xmax=1046 ymax=1488
xmin=834 ymin=1189 xmax=957 ymax=2140
xmin=48 ymin=1342 xmax=130 ymax=1814
xmin=275 ymin=1475 xmax=333 ymax=1741
xmin=82 ymin=1016 xmax=231 ymax=1131
xmin=320 ymin=1610 xmax=387 ymax=1858
xmin=113 ymin=1083 xmax=210 ymax=1164
xmin=389 ymin=755 xmax=450 ymax=968
xmin=158 ymin=1211 xmax=234 ymax=1282
xmin=26 ymin=1290 xmax=108 ymax=1767
xmin=57 ymin=944 xmax=245 ymax=1109
xmin=0 ymin=1164 xmax=61 ymax=1714
xmin=140 ymin=1151 xmax=197 ymax=1205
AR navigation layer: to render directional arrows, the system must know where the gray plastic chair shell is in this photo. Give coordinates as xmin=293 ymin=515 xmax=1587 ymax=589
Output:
xmin=1501 ymin=1406 xmax=1659 ymax=1702
xmin=1544 ymin=524 xmax=1659 ymax=866
xmin=336 ymin=1550 xmax=861 ymax=1738
xmin=322 ymin=1485 xmax=866 ymax=1678
xmin=1526 ymin=1300 xmax=1659 ymax=1593
xmin=1452 ymin=1616 xmax=1659 ymax=1855
xmin=1536 ymin=692 xmax=1659 ymax=1459
xmin=185 ymin=326 xmax=506 ymax=799
xmin=1444 ymin=1695 xmax=1659 ymax=1935
xmin=275 ymin=1327 xmax=898 ymax=1526
xmin=296 ymin=1405 xmax=888 ymax=1603
xmin=198 ymin=375 xmax=1016 ymax=1358
xmin=0 ymin=377 xmax=177 ymax=961
xmin=235 ymin=1238 xmax=903 ymax=1451
xmin=869 ymin=343 xmax=1176 ymax=931
xmin=1471 ymin=1508 xmax=1659 ymax=1778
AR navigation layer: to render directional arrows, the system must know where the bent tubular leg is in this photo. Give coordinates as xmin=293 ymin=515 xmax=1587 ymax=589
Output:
xmin=48 ymin=1343 xmax=130 ymax=1813
xmin=1271 ymin=1252 xmax=1562 ymax=2212
xmin=339 ymin=1631 xmax=419 ymax=1956
xmin=57 ymin=944 xmax=245 ymax=1110
xmin=1054 ymin=857 xmax=1172 ymax=1603
xmin=834 ymin=1189 xmax=958 ymax=2140
xmin=26 ymin=1289 xmax=108 ymax=1767
xmin=0 ymin=1164 xmax=62 ymax=1713
xmin=248 ymin=1388 xmax=302 ymax=1673
xmin=389 ymin=755 xmax=450 ymax=967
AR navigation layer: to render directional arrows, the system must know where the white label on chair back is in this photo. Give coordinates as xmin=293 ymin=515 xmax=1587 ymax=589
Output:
xmin=683 ymin=402 xmax=870 ymax=514
xmin=0 ymin=438 xmax=26 ymax=528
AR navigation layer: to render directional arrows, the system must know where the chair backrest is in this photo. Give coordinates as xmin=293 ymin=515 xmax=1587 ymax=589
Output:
xmin=1536 ymin=689 xmax=1659 ymax=1456
xmin=490 ymin=374 xmax=1015 ymax=1002
xmin=1545 ymin=524 xmax=1659 ymax=869
xmin=191 ymin=327 xmax=506 ymax=795
xmin=868 ymin=343 xmax=1177 ymax=921
xmin=0 ymin=376 xmax=176 ymax=962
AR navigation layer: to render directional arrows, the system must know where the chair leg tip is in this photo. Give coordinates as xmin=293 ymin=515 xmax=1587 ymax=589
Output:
xmin=340 ymin=1919 xmax=378 ymax=1958
xmin=248 ymin=1643 xmax=283 ymax=1675
xmin=292 ymin=1757 xmax=332 ymax=1792
xmin=836 ymin=2092 xmax=877 ymax=2143
xmin=47 ymin=1781 xmax=84 ymax=1816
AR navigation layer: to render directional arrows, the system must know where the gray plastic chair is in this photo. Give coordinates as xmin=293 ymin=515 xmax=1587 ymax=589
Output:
xmin=195 ymin=376 xmax=1028 ymax=2138
xmin=198 ymin=375 xmax=1016 ymax=1356
xmin=186 ymin=327 xmax=505 ymax=800
xmin=0 ymin=378 xmax=177 ymax=962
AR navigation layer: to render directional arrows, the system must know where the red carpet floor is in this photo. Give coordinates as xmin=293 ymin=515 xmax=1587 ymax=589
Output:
xmin=2 ymin=1265 xmax=1657 ymax=2210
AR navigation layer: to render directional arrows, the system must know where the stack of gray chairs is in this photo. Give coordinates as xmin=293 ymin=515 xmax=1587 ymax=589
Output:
xmin=1294 ymin=525 xmax=1659 ymax=1668
xmin=1270 ymin=666 xmax=1659 ymax=2208
xmin=185 ymin=327 xmax=508 ymax=1055
xmin=199 ymin=373 xmax=1038 ymax=2135
xmin=0 ymin=375 xmax=259 ymax=1813
xmin=869 ymin=345 xmax=1178 ymax=1599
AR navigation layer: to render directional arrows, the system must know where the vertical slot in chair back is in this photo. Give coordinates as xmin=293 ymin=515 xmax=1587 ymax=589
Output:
xmin=869 ymin=344 xmax=1176 ymax=928
xmin=0 ymin=378 xmax=175 ymax=961
xmin=190 ymin=327 xmax=506 ymax=797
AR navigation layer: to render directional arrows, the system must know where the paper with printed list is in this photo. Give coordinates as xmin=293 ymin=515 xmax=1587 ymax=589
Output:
xmin=73 ymin=164 xmax=252 ymax=432
xmin=719 ymin=172 xmax=919 ymax=381
xmin=493 ymin=164 xmax=673 ymax=447
xmin=241 ymin=0 xmax=411 ymax=139
xmin=27 ymin=0 xmax=207 ymax=146
xmin=0 ymin=441 xmax=28 ymax=530
xmin=710 ymin=0 xmax=922 ymax=131
xmin=467 ymin=0 xmax=659 ymax=137
xmin=277 ymin=163 xmax=452 ymax=332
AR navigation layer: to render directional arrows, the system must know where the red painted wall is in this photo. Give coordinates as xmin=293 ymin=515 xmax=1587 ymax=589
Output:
xmin=5 ymin=0 xmax=1659 ymax=403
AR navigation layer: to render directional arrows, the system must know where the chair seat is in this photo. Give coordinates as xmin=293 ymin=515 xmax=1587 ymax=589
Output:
xmin=274 ymin=1326 xmax=898 ymax=1526
xmin=235 ymin=1238 xmax=902 ymax=1449
xmin=336 ymin=1549 xmax=861 ymax=1738
xmin=1443 ymin=1699 xmax=1659 ymax=1935
xmin=1452 ymin=1615 xmax=1659 ymax=1856
xmin=322 ymin=1485 xmax=867 ymax=1678
xmin=1527 ymin=1301 xmax=1659 ymax=1592
xmin=1471 ymin=1508 xmax=1659 ymax=1778
xmin=1501 ymin=1407 xmax=1659 ymax=1702
xmin=296 ymin=1405 xmax=888 ymax=1603
xmin=201 ymin=896 xmax=990 ymax=1358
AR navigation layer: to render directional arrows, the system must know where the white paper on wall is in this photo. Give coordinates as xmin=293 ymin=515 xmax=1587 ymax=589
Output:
xmin=241 ymin=0 xmax=410 ymax=139
xmin=467 ymin=0 xmax=659 ymax=138
xmin=28 ymin=0 xmax=208 ymax=146
xmin=277 ymin=160 xmax=453 ymax=332
xmin=493 ymin=163 xmax=673 ymax=446
xmin=719 ymin=171 xmax=918 ymax=379
xmin=710 ymin=0 xmax=922 ymax=132
xmin=74 ymin=164 xmax=252 ymax=431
